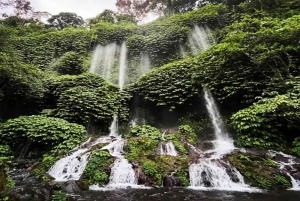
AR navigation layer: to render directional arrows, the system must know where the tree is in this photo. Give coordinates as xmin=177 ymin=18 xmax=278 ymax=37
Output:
xmin=89 ymin=9 xmax=137 ymax=25
xmin=116 ymin=0 xmax=199 ymax=20
xmin=0 ymin=0 xmax=32 ymax=17
xmin=47 ymin=12 xmax=85 ymax=30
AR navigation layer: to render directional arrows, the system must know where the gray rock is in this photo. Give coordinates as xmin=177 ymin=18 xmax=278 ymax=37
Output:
xmin=163 ymin=176 xmax=180 ymax=187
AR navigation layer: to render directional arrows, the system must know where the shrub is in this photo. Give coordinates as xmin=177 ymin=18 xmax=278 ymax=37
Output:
xmin=56 ymin=51 xmax=85 ymax=75
xmin=0 ymin=115 xmax=87 ymax=151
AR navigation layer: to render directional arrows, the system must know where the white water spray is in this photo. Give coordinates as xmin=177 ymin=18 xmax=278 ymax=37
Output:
xmin=89 ymin=43 xmax=118 ymax=80
xmin=140 ymin=52 xmax=151 ymax=76
xmin=118 ymin=42 xmax=127 ymax=90
xmin=158 ymin=142 xmax=178 ymax=156
xmin=188 ymin=25 xmax=214 ymax=56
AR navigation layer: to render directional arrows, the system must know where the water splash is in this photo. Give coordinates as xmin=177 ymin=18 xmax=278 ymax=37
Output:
xmin=118 ymin=41 xmax=127 ymax=90
xmin=89 ymin=43 xmax=118 ymax=80
xmin=109 ymin=157 xmax=137 ymax=186
xmin=188 ymin=25 xmax=214 ymax=56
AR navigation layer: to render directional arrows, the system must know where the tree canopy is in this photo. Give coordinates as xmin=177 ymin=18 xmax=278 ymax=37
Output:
xmin=47 ymin=12 xmax=85 ymax=30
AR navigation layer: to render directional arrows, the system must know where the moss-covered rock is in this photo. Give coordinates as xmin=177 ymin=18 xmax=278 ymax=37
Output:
xmin=30 ymin=155 xmax=60 ymax=181
xmin=80 ymin=150 xmax=114 ymax=186
xmin=228 ymin=153 xmax=292 ymax=190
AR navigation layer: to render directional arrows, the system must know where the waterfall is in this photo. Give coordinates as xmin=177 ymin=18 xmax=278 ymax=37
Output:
xmin=109 ymin=157 xmax=137 ymax=186
xmin=188 ymin=88 xmax=255 ymax=191
xmin=89 ymin=43 xmax=118 ymax=80
xmin=140 ymin=52 xmax=151 ymax=76
xmin=188 ymin=25 xmax=214 ymax=56
xmin=157 ymin=142 xmax=178 ymax=156
xmin=109 ymin=116 xmax=118 ymax=137
xmin=118 ymin=41 xmax=127 ymax=90
xmin=48 ymin=137 xmax=112 ymax=181
xmin=203 ymin=88 xmax=234 ymax=151
xmin=157 ymin=131 xmax=178 ymax=156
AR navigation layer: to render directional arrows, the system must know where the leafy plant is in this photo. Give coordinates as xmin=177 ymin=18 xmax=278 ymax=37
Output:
xmin=125 ymin=125 xmax=161 ymax=140
xmin=81 ymin=151 xmax=113 ymax=185
xmin=51 ymin=191 xmax=68 ymax=201
xmin=142 ymin=161 xmax=158 ymax=176
xmin=55 ymin=51 xmax=85 ymax=75
xmin=0 ymin=115 xmax=87 ymax=152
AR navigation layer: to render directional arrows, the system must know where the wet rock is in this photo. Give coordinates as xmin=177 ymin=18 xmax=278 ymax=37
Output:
xmin=292 ymin=172 xmax=300 ymax=180
xmin=196 ymin=141 xmax=214 ymax=152
xmin=134 ymin=167 xmax=147 ymax=185
xmin=4 ymin=182 xmax=53 ymax=201
xmin=7 ymin=169 xmax=38 ymax=187
xmin=163 ymin=176 xmax=180 ymax=187
xmin=201 ymin=171 xmax=211 ymax=187
xmin=26 ymin=162 xmax=40 ymax=171
xmin=59 ymin=180 xmax=88 ymax=193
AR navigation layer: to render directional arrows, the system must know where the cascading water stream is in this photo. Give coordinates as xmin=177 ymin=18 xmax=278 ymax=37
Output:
xmin=268 ymin=151 xmax=300 ymax=190
xmin=48 ymin=137 xmax=111 ymax=181
xmin=189 ymin=88 xmax=255 ymax=191
xmin=157 ymin=131 xmax=178 ymax=156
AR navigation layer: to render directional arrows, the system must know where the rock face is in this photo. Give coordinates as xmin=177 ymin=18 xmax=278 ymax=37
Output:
xmin=53 ymin=180 xmax=88 ymax=193
xmin=133 ymin=165 xmax=147 ymax=185
xmin=4 ymin=182 xmax=53 ymax=201
xmin=0 ymin=165 xmax=7 ymax=192
xmin=163 ymin=176 xmax=180 ymax=187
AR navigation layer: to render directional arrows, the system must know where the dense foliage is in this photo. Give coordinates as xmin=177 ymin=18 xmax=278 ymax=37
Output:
xmin=0 ymin=115 xmax=87 ymax=152
xmin=1 ymin=0 xmax=300 ymax=192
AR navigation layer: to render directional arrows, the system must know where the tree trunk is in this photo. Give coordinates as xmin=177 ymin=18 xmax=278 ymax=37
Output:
xmin=0 ymin=165 xmax=7 ymax=192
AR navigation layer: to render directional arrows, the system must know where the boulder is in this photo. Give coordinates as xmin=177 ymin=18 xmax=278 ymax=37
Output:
xmin=195 ymin=141 xmax=214 ymax=152
xmin=60 ymin=180 xmax=88 ymax=193
xmin=163 ymin=176 xmax=180 ymax=187
xmin=4 ymin=182 xmax=53 ymax=201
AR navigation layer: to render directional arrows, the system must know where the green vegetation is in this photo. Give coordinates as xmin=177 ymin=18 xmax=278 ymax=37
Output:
xmin=55 ymin=51 xmax=85 ymax=75
xmin=229 ymin=154 xmax=292 ymax=190
xmin=0 ymin=0 xmax=300 ymax=192
xmin=51 ymin=191 xmax=68 ymax=201
xmin=81 ymin=151 xmax=114 ymax=186
xmin=31 ymin=155 xmax=60 ymax=181
xmin=125 ymin=125 xmax=162 ymax=140
xmin=0 ymin=115 xmax=87 ymax=153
